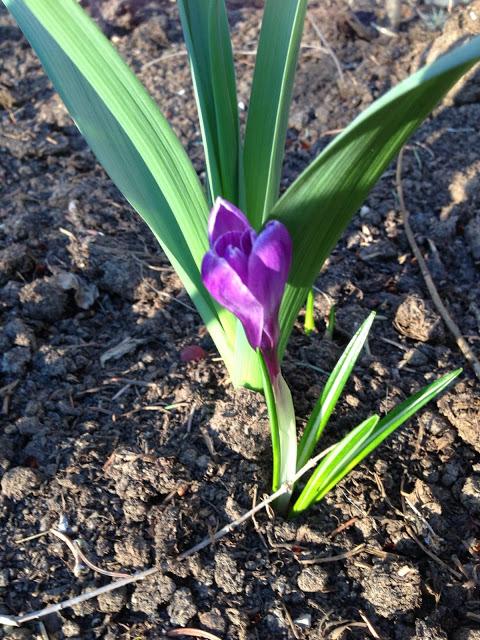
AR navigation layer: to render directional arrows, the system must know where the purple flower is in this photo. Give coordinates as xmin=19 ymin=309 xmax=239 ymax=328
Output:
xmin=201 ymin=197 xmax=292 ymax=378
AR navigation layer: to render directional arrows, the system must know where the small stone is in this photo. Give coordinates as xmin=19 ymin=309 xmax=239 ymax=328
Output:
xmin=297 ymin=566 xmax=329 ymax=592
xmin=19 ymin=278 xmax=68 ymax=322
xmin=1 ymin=467 xmax=41 ymax=500
xmin=0 ymin=569 xmax=9 ymax=587
xmin=294 ymin=613 xmax=312 ymax=628
xmin=460 ymin=476 xmax=480 ymax=516
xmin=97 ymin=586 xmax=127 ymax=613
xmin=167 ymin=587 xmax=197 ymax=626
xmin=214 ymin=552 xmax=244 ymax=594
xmin=131 ymin=572 xmax=176 ymax=615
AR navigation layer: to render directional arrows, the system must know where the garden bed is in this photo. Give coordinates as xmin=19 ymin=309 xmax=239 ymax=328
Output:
xmin=1 ymin=1 xmax=480 ymax=638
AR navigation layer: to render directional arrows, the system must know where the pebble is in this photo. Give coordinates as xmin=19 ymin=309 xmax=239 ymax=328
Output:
xmin=1 ymin=467 xmax=41 ymax=500
xmin=167 ymin=587 xmax=197 ymax=626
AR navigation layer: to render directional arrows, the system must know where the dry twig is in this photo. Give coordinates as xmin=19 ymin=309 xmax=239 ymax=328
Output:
xmin=166 ymin=629 xmax=223 ymax=640
xmin=1 ymin=443 xmax=336 ymax=627
xmin=396 ymin=147 xmax=480 ymax=380
xmin=307 ymin=14 xmax=344 ymax=82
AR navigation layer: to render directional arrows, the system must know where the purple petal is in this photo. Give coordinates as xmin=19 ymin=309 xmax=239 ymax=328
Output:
xmin=213 ymin=231 xmax=243 ymax=256
xmin=208 ymin=197 xmax=251 ymax=245
xmin=240 ymin=229 xmax=256 ymax=254
xmin=248 ymin=220 xmax=292 ymax=318
xmin=202 ymin=251 xmax=264 ymax=349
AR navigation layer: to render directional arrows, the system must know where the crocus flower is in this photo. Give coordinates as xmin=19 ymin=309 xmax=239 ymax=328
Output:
xmin=201 ymin=197 xmax=292 ymax=379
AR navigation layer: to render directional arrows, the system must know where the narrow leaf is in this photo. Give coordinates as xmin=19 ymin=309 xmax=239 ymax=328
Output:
xmin=178 ymin=0 xmax=242 ymax=206
xmin=275 ymin=37 xmax=480 ymax=356
xmin=296 ymin=312 xmax=375 ymax=470
xmin=291 ymin=415 xmax=380 ymax=517
xmin=4 ymin=0 xmax=238 ymax=365
xmin=244 ymin=0 xmax=307 ymax=227
xmin=291 ymin=368 xmax=461 ymax=516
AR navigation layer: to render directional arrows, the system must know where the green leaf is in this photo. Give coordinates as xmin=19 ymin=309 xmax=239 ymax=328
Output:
xmin=275 ymin=36 xmax=480 ymax=356
xmin=296 ymin=312 xmax=375 ymax=471
xmin=244 ymin=0 xmax=307 ymax=227
xmin=304 ymin=289 xmax=315 ymax=336
xmin=178 ymin=0 xmax=242 ymax=207
xmin=291 ymin=369 xmax=462 ymax=517
xmin=4 ymin=0 xmax=238 ymax=368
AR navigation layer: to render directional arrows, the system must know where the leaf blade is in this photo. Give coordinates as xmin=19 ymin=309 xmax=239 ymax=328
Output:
xmin=178 ymin=0 xmax=242 ymax=206
xmin=291 ymin=369 xmax=461 ymax=516
xmin=275 ymin=37 xmax=480 ymax=355
xmin=296 ymin=312 xmax=376 ymax=470
xmin=4 ymin=0 xmax=237 ymax=361
xmin=244 ymin=0 xmax=307 ymax=227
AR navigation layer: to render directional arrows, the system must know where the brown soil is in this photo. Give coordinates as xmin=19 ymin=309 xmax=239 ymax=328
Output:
xmin=1 ymin=1 xmax=480 ymax=639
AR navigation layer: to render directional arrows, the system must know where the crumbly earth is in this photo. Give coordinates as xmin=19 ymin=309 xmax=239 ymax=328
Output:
xmin=1 ymin=1 xmax=480 ymax=638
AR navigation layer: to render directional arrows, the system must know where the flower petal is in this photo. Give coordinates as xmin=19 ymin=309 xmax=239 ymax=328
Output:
xmin=208 ymin=197 xmax=251 ymax=245
xmin=202 ymin=251 xmax=264 ymax=349
xmin=248 ymin=220 xmax=292 ymax=317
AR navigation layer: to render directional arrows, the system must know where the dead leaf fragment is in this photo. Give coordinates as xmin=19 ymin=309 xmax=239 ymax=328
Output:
xmin=100 ymin=337 xmax=145 ymax=367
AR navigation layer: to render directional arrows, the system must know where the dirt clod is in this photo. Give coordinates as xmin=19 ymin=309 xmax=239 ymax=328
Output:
xmin=360 ymin=562 xmax=421 ymax=618
xmin=460 ymin=476 xmax=480 ymax=516
xmin=97 ymin=586 xmax=127 ymax=613
xmin=167 ymin=586 xmax=197 ymax=626
xmin=1 ymin=466 xmax=41 ymax=499
xmin=394 ymin=294 xmax=444 ymax=342
xmin=130 ymin=572 xmax=176 ymax=615
xmin=297 ymin=565 xmax=329 ymax=592
xmin=214 ymin=552 xmax=245 ymax=594
xmin=19 ymin=277 xmax=68 ymax=322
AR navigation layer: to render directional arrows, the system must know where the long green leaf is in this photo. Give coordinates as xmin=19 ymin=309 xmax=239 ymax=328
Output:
xmin=244 ymin=0 xmax=307 ymax=227
xmin=275 ymin=37 xmax=480 ymax=357
xmin=296 ymin=312 xmax=375 ymax=471
xmin=4 ymin=0 xmax=238 ymax=365
xmin=178 ymin=0 xmax=242 ymax=207
xmin=291 ymin=369 xmax=461 ymax=516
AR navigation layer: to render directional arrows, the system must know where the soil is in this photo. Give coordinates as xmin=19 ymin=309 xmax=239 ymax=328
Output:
xmin=1 ymin=1 xmax=480 ymax=639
